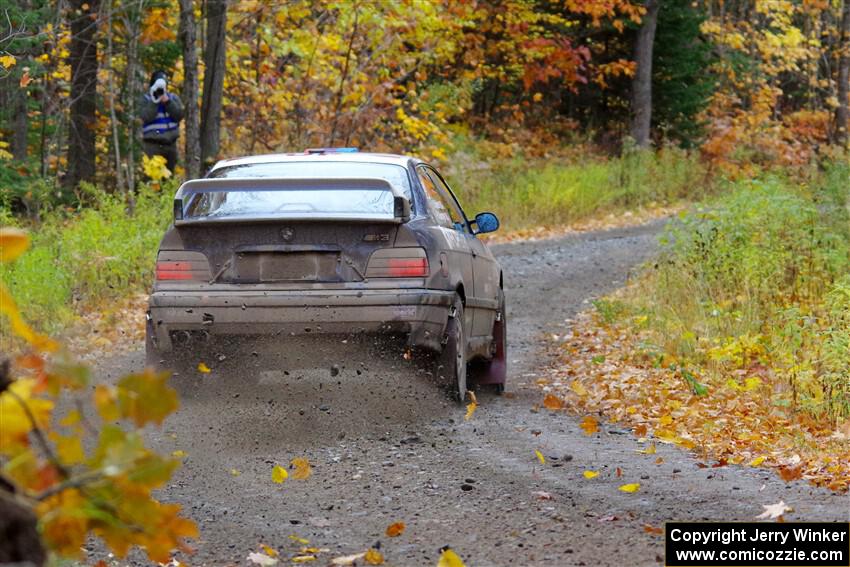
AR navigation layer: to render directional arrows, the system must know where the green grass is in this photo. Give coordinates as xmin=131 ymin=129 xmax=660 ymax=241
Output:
xmin=445 ymin=145 xmax=709 ymax=229
xmin=1 ymin=183 xmax=174 ymax=334
xmin=616 ymin=162 xmax=850 ymax=419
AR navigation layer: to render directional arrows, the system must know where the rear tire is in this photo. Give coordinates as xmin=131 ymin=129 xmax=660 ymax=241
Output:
xmin=437 ymin=297 xmax=468 ymax=403
xmin=476 ymin=289 xmax=507 ymax=395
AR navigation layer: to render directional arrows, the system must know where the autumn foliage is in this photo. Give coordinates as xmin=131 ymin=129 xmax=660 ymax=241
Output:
xmin=0 ymin=228 xmax=196 ymax=562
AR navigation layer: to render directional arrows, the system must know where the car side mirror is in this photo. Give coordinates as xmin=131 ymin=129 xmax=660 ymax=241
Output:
xmin=474 ymin=212 xmax=500 ymax=234
xmin=393 ymin=195 xmax=411 ymax=222
xmin=173 ymin=198 xmax=184 ymax=222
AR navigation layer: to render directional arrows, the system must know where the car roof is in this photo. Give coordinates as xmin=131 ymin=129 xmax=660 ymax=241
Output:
xmin=209 ymin=152 xmax=420 ymax=172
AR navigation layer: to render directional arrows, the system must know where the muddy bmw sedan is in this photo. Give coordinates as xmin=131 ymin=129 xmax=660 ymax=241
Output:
xmin=145 ymin=149 xmax=506 ymax=400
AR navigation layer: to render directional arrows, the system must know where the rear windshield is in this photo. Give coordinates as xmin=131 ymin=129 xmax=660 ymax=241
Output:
xmin=209 ymin=161 xmax=413 ymax=201
xmin=183 ymin=186 xmax=396 ymax=220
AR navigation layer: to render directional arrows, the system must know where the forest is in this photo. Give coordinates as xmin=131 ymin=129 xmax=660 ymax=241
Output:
xmin=1 ymin=0 xmax=850 ymax=566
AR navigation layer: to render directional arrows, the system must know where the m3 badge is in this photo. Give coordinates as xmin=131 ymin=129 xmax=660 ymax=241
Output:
xmin=280 ymin=227 xmax=296 ymax=242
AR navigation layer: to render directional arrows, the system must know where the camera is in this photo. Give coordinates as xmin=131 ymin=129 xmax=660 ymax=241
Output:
xmin=153 ymin=87 xmax=164 ymax=99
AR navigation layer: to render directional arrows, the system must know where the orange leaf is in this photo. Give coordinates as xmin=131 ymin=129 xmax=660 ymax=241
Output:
xmin=291 ymin=457 xmax=312 ymax=480
xmin=543 ymin=393 xmax=566 ymax=410
xmin=580 ymin=416 xmax=598 ymax=435
xmin=643 ymin=524 xmax=663 ymax=535
xmin=386 ymin=521 xmax=405 ymax=537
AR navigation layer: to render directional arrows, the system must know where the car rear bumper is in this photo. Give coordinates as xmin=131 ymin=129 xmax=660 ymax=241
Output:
xmin=147 ymin=288 xmax=454 ymax=352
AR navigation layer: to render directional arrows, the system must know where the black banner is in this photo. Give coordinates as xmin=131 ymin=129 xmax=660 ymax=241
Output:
xmin=665 ymin=522 xmax=850 ymax=567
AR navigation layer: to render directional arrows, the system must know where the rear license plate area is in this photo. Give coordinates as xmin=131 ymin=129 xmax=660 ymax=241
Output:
xmin=236 ymin=252 xmax=341 ymax=282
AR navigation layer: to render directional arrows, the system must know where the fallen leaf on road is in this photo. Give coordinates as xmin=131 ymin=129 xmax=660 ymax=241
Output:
xmin=465 ymin=391 xmax=477 ymax=421
xmin=583 ymin=470 xmax=599 ymax=479
xmin=532 ymin=490 xmax=554 ymax=500
xmin=748 ymin=456 xmax=766 ymax=467
xmin=171 ymin=450 xmax=186 ymax=458
xmin=292 ymin=555 xmax=316 ymax=563
xmin=571 ymin=379 xmax=588 ymax=397
xmin=543 ymin=393 xmax=566 ymax=410
xmin=619 ymin=483 xmax=640 ymax=493
xmin=272 ymin=464 xmax=288 ymax=484
xmin=386 ymin=522 xmax=405 ymax=537
xmin=638 ymin=443 xmax=656 ymax=455
xmin=778 ymin=465 xmax=802 ymax=482
xmin=756 ymin=500 xmax=792 ymax=520
xmin=597 ymin=514 xmax=618 ymax=522
xmin=364 ymin=548 xmax=384 ymax=565
xmin=291 ymin=457 xmax=312 ymax=480
xmin=634 ymin=424 xmax=648 ymax=437
xmin=437 ymin=547 xmax=465 ymax=567
xmin=261 ymin=545 xmax=278 ymax=558
xmin=643 ymin=524 xmax=663 ymax=535
xmin=197 ymin=362 xmax=211 ymax=373
xmin=655 ymin=457 xmax=664 ymax=464
xmin=534 ymin=450 xmax=546 ymax=464
xmin=247 ymin=552 xmax=278 ymax=566
xmin=231 ymin=468 xmax=241 ymax=477
xmin=289 ymin=535 xmax=310 ymax=545
xmin=580 ymin=416 xmax=599 ymax=435
xmin=331 ymin=553 xmax=366 ymax=566
xmin=616 ymin=467 xmax=623 ymax=477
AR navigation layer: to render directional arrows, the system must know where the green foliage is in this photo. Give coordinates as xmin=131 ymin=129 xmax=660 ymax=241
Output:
xmin=631 ymin=166 xmax=850 ymax=419
xmin=446 ymin=142 xmax=708 ymax=229
xmin=652 ymin=0 xmax=716 ymax=147
xmin=0 ymin=183 xmax=174 ymax=334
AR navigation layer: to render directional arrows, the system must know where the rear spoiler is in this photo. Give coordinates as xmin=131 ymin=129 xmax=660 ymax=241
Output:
xmin=172 ymin=177 xmax=411 ymax=225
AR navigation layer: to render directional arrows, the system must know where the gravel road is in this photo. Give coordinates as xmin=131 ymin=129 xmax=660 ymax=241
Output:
xmin=96 ymin=221 xmax=848 ymax=566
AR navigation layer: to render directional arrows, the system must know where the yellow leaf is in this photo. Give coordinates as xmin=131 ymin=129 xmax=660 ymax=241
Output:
xmin=142 ymin=153 xmax=171 ymax=181
xmin=583 ymin=470 xmax=599 ymax=479
xmin=580 ymin=415 xmax=599 ymax=435
xmin=231 ymin=468 xmax=242 ymax=476
xmin=436 ymin=547 xmax=465 ymax=567
xmin=0 ymin=228 xmax=29 ymax=263
xmin=464 ymin=390 xmax=477 ymax=421
xmin=56 ymin=435 xmax=84 ymax=464
xmin=532 ymin=92 xmax=543 ymax=102
xmin=197 ymin=362 xmax=211 ymax=373
xmin=172 ymin=450 xmax=186 ymax=458
xmin=0 ymin=283 xmax=57 ymax=351
xmin=638 ymin=443 xmax=657 ymax=455
xmin=748 ymin=456 xmax=766 ymax=467
xmin=386 ymin=522 xmax=405 ymax=537
xmin=743 ymin=377 xmax=762 ymax=391
xmin=0 ymin=54 xmax=15 ymax=69
xmin=534 ymin=450 xmax=545 ymax=465
xmin=291 ymin=457 xmax=312 ymax=480
xmin=261 ymin=545 xmax=278 ymax=558
xmin=619 ymin=483 xmax=641 ymax=493
xmin=293 ymin=556 xmax=316 ymax=563
xmin=289 ymin=535 xmax=309 ymax=544
xmin=272 ymin=464 xmax=288 ymax=484
xmin=570 ymin=379 xmax=588 ymax=397
xmin=658 ymin=414 xmax=673 ymax=426
xmin=364 ymin=548 xmax=384 ymax=565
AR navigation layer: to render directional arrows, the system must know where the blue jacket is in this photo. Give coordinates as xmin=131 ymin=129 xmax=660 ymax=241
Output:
xmin=140 ymin=92 xmax=184 ymax=144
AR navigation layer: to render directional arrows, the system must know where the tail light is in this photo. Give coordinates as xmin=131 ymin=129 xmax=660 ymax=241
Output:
xmin=366 ymin=248 xmax=429 ymax=278
xmin=155 ymin=251 xmax=210 ymax=281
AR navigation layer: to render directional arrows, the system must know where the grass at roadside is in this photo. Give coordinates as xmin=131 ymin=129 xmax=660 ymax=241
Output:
xmin=0 ymin=183 xmax=173 ymax=335
xmin=543 ymin=163 xmax=850 ymax=491
xmin=446 ymin=145 xmax=709 ymax=229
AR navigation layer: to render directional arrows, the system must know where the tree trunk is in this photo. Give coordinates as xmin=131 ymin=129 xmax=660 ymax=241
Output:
xmin=65 ymin=0 xmax=100 ymax=190
xmin=630 ymin=0 xmax=661 ymax=148
xmin=200 ymin=0 xmax=227 ymax=170
xmin=180 ymin=0 xmax=201 ymax=179
xmin=12 ymin=86 xmax=28 ymax=161
xmin=0 ymin=486 xmax=46 ymax=566
xmin=835 ymin=0 xmax=850 ymax=145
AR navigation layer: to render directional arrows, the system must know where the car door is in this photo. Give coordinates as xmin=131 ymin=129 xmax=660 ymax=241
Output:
xmin=424 ymin=166 xmax=499 ymax=338
xmin=415 ymin=165 xmax=475 ymax=336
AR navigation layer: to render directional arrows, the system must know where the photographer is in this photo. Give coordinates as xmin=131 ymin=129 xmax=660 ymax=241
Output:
xmin=139 ymin=70 xmax=184 ymax=174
